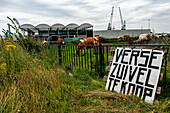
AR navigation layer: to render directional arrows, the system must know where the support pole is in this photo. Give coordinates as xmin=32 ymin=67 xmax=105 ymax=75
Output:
xmin=58 ymin=44 xmax=62 ymax=65
xmin=99 ymin=44 xmax=103 ymax=77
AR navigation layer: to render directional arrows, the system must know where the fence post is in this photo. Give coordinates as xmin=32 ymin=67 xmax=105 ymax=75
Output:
xmin=99 ymin=44 xmax=103 ymax=77
xmin=164 ymin=46 xmax=169 ymax=87
xmin=58 ymin=44 xmax=62 ymax=65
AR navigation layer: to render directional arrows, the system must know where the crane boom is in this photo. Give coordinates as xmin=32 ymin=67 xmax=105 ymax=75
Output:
xmin=107 ymin=6 xmax=114 ymax=30
xmin=119 ymin=7 xmax=124 ymax=30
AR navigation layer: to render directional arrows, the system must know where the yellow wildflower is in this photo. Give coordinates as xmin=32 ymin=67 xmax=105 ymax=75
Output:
xmin=0 ymin=63 xmax=6 ymax=68
xmin=140 ymin=101 xmax=143 ymax=103
xmin=18 ymin=109 xmax=20 ymax=112
xmin=6 ymin=45 xmax=16 ymax=51
xmin=4 ymin=41 xmax=11 ymax=45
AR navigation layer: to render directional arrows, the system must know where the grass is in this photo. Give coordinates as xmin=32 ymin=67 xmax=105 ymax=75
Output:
xmin=0 ymin=38 xmax=169 ymax=112
xmin=1 ymin=17 xmax=169 ymax=112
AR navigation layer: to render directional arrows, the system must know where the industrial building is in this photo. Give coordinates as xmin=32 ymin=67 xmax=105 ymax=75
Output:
xmin=20 ymin=23 xmax=93 ymax=40
xmin=93 ymin=29 xmax=151 ymax=39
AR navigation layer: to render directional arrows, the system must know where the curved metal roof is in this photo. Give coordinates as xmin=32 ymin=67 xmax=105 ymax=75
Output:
xmin=35 ymin=24 xmax=50 ymax=31
xmin=20 ymin=23 xmax=93 ymax=32
xmin=51 ymin=23 xmax=65 ymax=30
xmin=20 ymin=24 xmax=37 ymax=32
xmin=20 ymin=24 xmax=34 ymax=29
xmin=78 ymin=23 xmax=93 ymax=29
xmin=65 ymin=23 xmax=79 ymax=30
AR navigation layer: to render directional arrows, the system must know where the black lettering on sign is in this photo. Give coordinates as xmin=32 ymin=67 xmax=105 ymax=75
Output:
xmin=138 ymin=51 xmax=150 ymax=67
xmin=135 ymin=85 xmax=144 ymax=98
xmin=115 ymin=49 xmax=123 ymax=62
xmin=108 ymin=78 xmax=114 ymax=91
xmin=120 ymin=65 xmax=125 ymax=79
xmin=123 ymin=65 xmax=129 ymax=80
xmin=129 ymin=66 xmax=138 ymax=82
xmin=116 ymin=64 xmax=125 ymax=79
xmin=120 ymin=81 xmax=128 ymax=94
xmin=121 ymin=49 xmax=131 ymax=64
xmin=112 ymin=79 xmax=120 ymax=91
xmin=148 ymin=51 xmax=162 ymax=69
xmin=145 ymin=69 xmax=154 ymax=88
xmin=136 ymin=67 xmax=147 ymax=85
xmin=143 ymin=87 xmax=153 ymax=101
xmin=127 ymin=83 xmax=136 ymax=95
xmin=110 ymin=63 xmax=118 ymax=77
xmin=129 ymin=50 xmax=140 ymax=66
xmin=116 ymin=64 xmax=121 ymax=79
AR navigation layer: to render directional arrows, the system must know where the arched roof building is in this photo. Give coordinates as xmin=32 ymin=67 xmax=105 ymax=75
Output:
xmin=65 ymin=23 xmax=79 ymax=30
xmin=20 ymin=24 xmax=37 ymax=32
xmin=51 ymin=23 xmax=65 ymax=30
xmin=78 ymin=23 xmax=93 ymax=30
xmin=20 ymin=23 xmax=93 ymax=40
xmin=35 ymin=24 xmax=50 ymax=31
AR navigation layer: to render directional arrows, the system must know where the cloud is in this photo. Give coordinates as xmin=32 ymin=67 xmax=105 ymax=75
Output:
xmin=0 ymin=0 xmax=170 ymax=35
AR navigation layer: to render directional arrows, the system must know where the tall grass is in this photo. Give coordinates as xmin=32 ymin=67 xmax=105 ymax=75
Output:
xmin=0 ymin=17 xmax=78 ymax=112
xmin=0 ymin=39 xmax=79 ymax=112
xmin=0 ymin=17 xmax=169 ymax=112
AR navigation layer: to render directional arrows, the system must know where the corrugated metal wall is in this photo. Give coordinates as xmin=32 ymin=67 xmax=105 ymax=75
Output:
xmin=93 ymin=29 xmax=151 ymax=39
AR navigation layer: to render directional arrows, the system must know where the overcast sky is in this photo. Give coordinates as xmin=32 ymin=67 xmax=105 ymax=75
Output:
xmin=0 ymin=0 xmax=170 ymax=35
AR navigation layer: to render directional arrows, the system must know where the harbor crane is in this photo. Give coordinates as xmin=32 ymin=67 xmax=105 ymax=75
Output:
xmin=119 ymin=7 xmax=126 ymax=30
xmin=107 ymin=6 xmax=114 ymax=30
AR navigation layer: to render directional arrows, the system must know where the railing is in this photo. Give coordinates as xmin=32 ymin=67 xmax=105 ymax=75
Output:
xmin=50 ymin=44 xmax=170 ymax=80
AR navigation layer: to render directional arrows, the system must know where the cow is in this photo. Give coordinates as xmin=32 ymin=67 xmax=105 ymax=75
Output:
xmin=42 ymin=39 xmax=50 ymax=48
xmin=93 ymin=37 xmax=100 ymax=45
xmin=162 ymin=34 xmax=167 ymax=38
xmin=57 ymin=38 xmax=65 ymax=45
xmin=57 ymin=38 xmax=66 ymax=50
xmin=138 ymin=34 xmax=151 ymax=41
xmin=155 ymin=34 xmax=159 ymax=39
xmin=76 ymin=37 xmax=99 ymax=56
xmin=42 ymin=40 xmax=48 ymax=45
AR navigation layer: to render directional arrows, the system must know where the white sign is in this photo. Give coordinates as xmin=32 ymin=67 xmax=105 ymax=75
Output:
xmin=105 ymin=48 xmax=164 ymax=104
